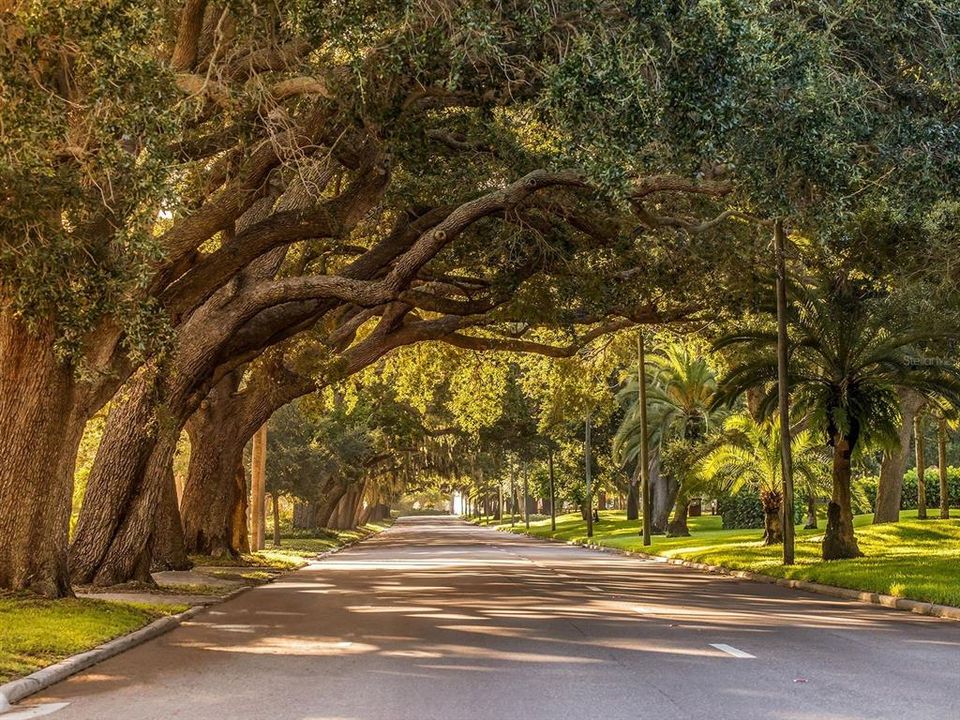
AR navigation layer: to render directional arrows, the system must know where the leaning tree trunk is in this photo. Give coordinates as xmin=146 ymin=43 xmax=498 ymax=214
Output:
xmin=665 ymin=493 xmax=690 ymax=537
xmin=874 ymin=390 xmax=923 ymax=524
xmin=151 ymin=464 xmax=191 ymax=571
xmin=232 ymin=464 xmax=251 ymax=553
xmin=180 ymin=375 xmax=248 ymax=557
xmin=351 ymin=481 xmax=370 ymax=527
xmin=822 ymin=434 xmax=862 ymax=560
xmin=329 ymin=485 xmax=361 ymax=530
xmin=70 ymin=367 xmax=187 ymax=586
xmin=181 ymin=431 xmax=246 ymax=557
xmin=0 ymin=315 xmax=89 ymax=597
xmin=316 ymin=480 xmax=349 ymax=529
xmin=293 ymin=502 xmax=319 ymax=530
xmin=760 ymin=488 xmax=784 ymax=545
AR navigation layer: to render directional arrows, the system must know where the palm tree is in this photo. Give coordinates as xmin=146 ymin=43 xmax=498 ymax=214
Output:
xmin=700 ymin=413 xmax=828 ymax=544
xmin=614 ymin=346 xmax=724 ymax=536
xmin=715 ymin=277 xmax=960 ymax=559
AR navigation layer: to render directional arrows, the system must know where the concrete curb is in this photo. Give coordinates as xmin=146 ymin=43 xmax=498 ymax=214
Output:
xmin=498 ymin=526 xmax=960 ymax=623
xmin=0 ymin=523 xmax=392 ymax=713
xmin=0 ymin=604 xmax=205 ymax=712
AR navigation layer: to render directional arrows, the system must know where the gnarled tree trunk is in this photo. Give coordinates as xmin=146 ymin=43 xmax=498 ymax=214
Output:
xmin=293 ymin=502 xmax=319 ymax=530
xmin=874 ymin=389 xmax=923 ymax=524
xmin=180 ymin=373 xmax=247 ymax=557
xmin=70 ymin=367 xmax=186 ymax=586
xmin=822 ymin=434 xmax=862 ymax=560
xmin=232 ymin=465 xmax=251 ymax=553
xmin=0 ymin=315 xmax=86 ymax=597
xmin=152 ymin=464 xmax=191 ymax=571
xmin=316 ymin=480 xmax=349 ymax=528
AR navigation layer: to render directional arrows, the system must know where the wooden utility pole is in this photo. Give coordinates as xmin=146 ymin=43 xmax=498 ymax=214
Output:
xmin=939 ymin=418 xmax=950 ymax=519
xmin=916 ymin=415 xmax=927 ymax=519
xmin=774 ymin=219 xmax=796 ymax=565
xmin=548 ymin=446 xmax=557 ymax=532
xmin=509 ymin=460 xmax=517 ymax=526
xmin=638 ymin=333 xmax=652 ymax=546
xmin=524 ymin=464 xmax=530 ymax=529
xmin=251 ymin=423 xmax=268 ymax=551
xmin=585 ymin=413 xmax=594 ymax=538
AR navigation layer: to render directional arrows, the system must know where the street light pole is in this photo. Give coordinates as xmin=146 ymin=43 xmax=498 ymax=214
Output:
xmin=585 ymin=412 xmax=593 ymax=538
xmin=548 ymin=446 xmax=556 ymax=532
xmin=638 ymin=333 xmax=652 ymax=546
xmin=775 ymin=219 xmax=796 ymax=565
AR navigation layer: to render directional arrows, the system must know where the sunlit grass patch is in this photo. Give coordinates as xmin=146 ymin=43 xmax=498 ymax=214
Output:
xmin=501 ymin=509 xmax=960 ymax=607
xmin=189 ymin=521 xmax=393 ymax=570
xmin=0 ymin=594 xmax=183 ymax=683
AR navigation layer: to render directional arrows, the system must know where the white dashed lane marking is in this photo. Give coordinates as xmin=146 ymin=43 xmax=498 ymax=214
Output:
xmin=710 ymin=643 xmax=756 ymax=659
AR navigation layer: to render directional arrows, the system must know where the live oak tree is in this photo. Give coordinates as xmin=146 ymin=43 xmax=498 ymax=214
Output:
xmin=4 ymin=0 xmax=960 ymax=595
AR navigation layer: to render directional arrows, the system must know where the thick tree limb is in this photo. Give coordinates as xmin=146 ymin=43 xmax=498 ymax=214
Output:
xmin=440 ymin=319 xmax=633 ymax=357
xmin=170 ymin=0 xmax=208 ymax=72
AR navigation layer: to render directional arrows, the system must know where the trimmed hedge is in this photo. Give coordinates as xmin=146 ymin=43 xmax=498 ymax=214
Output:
xmin=716 ymin=489 xmax=804 ymax=529
xmin=862 ymin=466 xmax=960 ymax=511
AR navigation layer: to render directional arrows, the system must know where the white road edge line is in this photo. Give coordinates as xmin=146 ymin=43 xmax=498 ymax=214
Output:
xmin=586 ymin=586 xmax=603 ymax=592
xmin=710 ymin=643 xmax=755 ymax=659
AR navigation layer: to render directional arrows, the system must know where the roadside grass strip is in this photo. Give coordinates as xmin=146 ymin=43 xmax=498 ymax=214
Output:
xmin=497 ymin=509 xmax=960 ymax=608
xmin=0 ymin=595 xmax=186 ymax=684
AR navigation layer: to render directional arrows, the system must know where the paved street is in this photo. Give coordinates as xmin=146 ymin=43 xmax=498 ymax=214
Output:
xmin=16 ymin=517 xmax=960 ymax=720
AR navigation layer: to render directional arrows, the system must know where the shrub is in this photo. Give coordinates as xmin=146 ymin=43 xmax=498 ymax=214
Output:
xmin=862 ymin=466 xmax=960 ymax=511
xmin=716 ymin=489 xmax=804 ymax=529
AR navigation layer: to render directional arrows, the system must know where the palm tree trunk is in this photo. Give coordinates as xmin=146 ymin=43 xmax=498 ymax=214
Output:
xmin=822 ymin=435 xmax=862 ymax=560
xmin=665 ymin=494 xmax=690 ymax=537
xmin=626 ymin=475 xmax=639 ymax=521
xmin=938 ymin=418 xmax=950 ymax=519
xmin=761 ymin=489 xmax=784 ymax=545
xmin=804 ymin=492 xmax=818 ymax=530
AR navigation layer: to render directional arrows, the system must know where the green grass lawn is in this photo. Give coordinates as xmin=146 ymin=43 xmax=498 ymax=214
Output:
xmin=190 ymin=521 xmax=393 ymax=569
xmin=495 ymin=508 xmax=960 ymax=607
xmin=0 ymin=594 xmax=187 ymax=683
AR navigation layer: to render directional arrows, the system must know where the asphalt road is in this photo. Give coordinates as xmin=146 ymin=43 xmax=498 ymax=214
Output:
xmin=14 ymin=516 xmax=960 ymax=720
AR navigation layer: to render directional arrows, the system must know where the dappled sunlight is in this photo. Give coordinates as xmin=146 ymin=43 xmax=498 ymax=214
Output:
xmin=69 ymin=672 xmax=127 ymax=685
xmin=176 ymin=636 xmax=379 ymax=656
xmin=27 ymin=517 xmax=960 ymax=720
